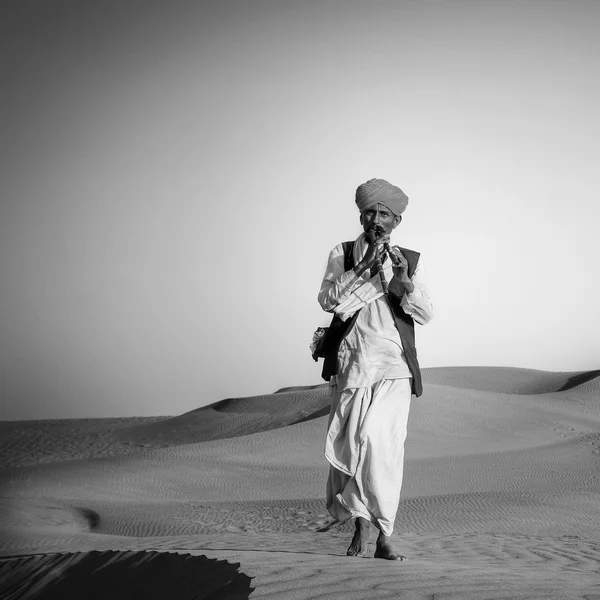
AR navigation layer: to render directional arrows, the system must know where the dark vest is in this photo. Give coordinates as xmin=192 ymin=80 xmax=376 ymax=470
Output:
xmin=321 ymin=241 xmax=423 ymax=397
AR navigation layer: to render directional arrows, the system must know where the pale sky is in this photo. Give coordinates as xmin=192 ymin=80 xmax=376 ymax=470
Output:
xmin=1 ymin=0 xmax=599 ymax=419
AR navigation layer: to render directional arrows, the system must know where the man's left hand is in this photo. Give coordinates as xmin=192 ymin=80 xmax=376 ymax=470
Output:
xmin=388 ymin=247 xmax=414 ymax=293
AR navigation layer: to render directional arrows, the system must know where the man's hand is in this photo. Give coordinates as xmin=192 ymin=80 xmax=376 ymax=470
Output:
xmin=353 ymin=234 xmax=389 ymax=277
xmin=389 ymin=247 xmax=414 ymax=294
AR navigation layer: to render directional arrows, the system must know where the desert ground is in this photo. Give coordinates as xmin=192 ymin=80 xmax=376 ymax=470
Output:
xmin=1 ymin=366 xmax=600 ymax=599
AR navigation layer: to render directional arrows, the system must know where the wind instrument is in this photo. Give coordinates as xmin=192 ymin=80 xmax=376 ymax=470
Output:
xmin=367 ymin=227 xmax=389 ymax=294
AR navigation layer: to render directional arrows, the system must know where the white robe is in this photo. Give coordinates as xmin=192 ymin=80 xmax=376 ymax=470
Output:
xmin=325 ymin=379 xmax=412 ymax=536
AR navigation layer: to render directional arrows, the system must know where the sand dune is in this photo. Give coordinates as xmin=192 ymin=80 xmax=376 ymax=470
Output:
xmin=1 ymin=366 xmax=600 ymax=598
xmin=0 ymin=417 xmax=166 ymax=469
xmin=116 ymin=387 xmax=332 ymax=448
xmin=423 ymin=366 xmax=600 ymax=395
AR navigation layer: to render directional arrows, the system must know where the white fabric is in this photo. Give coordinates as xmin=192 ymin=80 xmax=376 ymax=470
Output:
xmin=325 ymin=378 xmax=412 ymax=536
xmin=335 ymin=296 xmax=412 ymax=391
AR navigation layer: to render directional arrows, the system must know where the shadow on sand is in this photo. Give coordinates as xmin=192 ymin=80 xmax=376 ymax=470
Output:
xmin=558 ymin=369 xmax=600 ymax=391
xmin=0 ymin=550 xmax=253 ymax=600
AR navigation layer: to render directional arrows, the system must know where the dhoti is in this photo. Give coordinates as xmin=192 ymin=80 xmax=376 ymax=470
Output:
xmin=324 ymin=377 xmax=412 ymax=536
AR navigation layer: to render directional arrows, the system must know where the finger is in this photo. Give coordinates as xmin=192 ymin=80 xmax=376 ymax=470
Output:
xmin=392 ymin=254 xmax=407 ymax=267
xmin=389 ymin=248 xmax=404 ymax=262
xmin=389 ymin=255 xmax=402 ymax=267
xmin=392 ymin=250 xmax=406 ymax=263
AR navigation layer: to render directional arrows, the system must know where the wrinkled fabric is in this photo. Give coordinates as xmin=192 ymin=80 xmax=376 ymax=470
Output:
xmin=325 ymin=378 xmax=412 ymax=536
xmin=355 ymin=178 xmax=409 ymax=216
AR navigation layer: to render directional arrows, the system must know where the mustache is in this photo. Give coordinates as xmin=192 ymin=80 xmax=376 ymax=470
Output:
xmin=367 ymin=225 xmax=385 ymax=242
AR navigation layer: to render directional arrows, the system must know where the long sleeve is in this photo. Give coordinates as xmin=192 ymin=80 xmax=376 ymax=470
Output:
xmin=398 ymin=257 xmax=434 ymax=325
xmin=318 ymin=244 xmax=368 ymax=313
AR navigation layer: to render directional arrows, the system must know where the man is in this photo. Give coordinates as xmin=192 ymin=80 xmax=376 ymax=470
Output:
xmin=317 ymin=178 xmax=433 ymax=560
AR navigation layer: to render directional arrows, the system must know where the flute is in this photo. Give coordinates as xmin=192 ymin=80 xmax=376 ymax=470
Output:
xmin=368 ymin=228 xmax=389 ymax=294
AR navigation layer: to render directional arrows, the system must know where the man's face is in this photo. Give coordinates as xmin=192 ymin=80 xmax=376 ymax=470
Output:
xmin=360 ymin=203 xmax=401 ymax=238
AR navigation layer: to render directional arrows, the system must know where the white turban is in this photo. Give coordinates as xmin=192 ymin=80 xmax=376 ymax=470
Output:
xmin=355 ymin=178 xmax=409 ymax=216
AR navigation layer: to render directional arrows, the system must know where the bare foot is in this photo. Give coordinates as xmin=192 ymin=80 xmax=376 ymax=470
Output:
xmin=374 ymin=532 xmax=405 ymax=560
xmin=346 ymin=517 xmax=370 ymax=557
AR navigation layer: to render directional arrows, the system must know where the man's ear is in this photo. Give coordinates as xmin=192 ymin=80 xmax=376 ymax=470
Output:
xmin=359 ymin=213 xmax=364 ymax=226
xmin=393 ymin=215 xmax=402 ymax=229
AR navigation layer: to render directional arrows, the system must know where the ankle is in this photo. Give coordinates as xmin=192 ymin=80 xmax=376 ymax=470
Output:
xmin=354 ymin=518 xmax=370 ymax=540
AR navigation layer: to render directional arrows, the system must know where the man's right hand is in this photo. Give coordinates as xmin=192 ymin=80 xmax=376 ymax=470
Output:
xmin=353 ymin=234 xmax=389 ymax=277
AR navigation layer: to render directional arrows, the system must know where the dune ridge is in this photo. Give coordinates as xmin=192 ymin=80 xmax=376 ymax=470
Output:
xmin=115 ymin=366 xmax=600 ymax=449
xmin=115 ymin=387 xmax=332 ymax=448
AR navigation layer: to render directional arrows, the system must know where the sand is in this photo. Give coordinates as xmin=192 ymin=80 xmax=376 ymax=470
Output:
xmin=1 ymin=366 xmax=599 ymax=599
